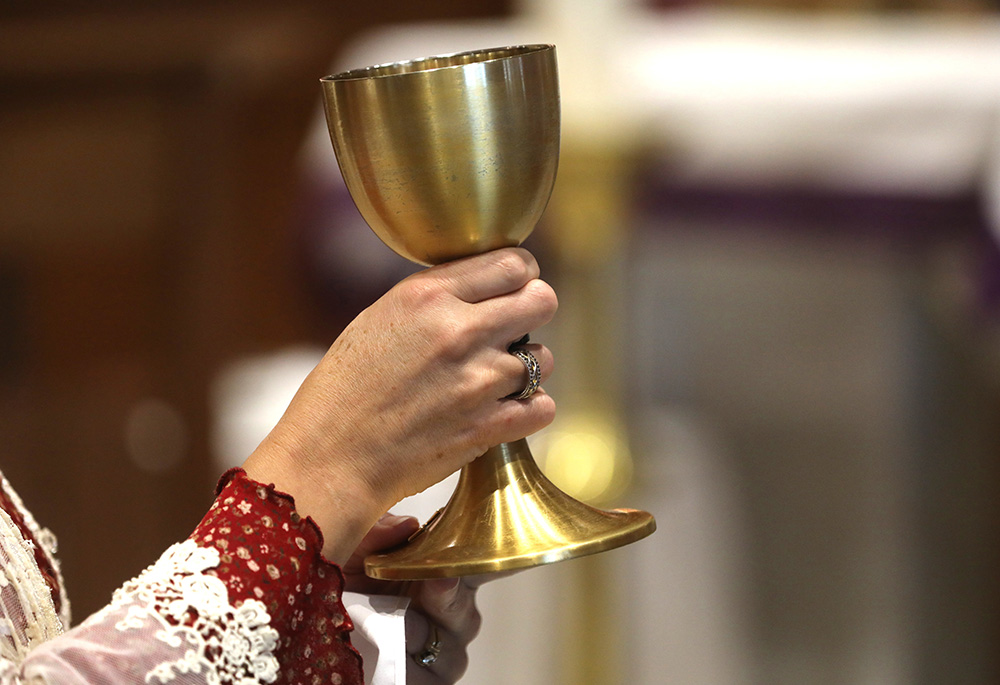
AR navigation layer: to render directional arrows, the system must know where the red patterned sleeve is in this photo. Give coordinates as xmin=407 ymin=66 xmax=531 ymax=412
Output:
xmin=190 ymin=468 xmax=365 ymax=685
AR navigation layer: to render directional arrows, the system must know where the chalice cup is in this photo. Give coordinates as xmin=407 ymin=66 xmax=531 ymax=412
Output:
xmin=321 ymin=45 xmax=655 ymax=580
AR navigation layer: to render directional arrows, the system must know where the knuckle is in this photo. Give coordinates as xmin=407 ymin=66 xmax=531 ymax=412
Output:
xmin=538 ymin=346 xmax=555 ymax=375
xmin=428 ymin=314 xmax=480 ymax=361
xmin=395 ymin=275 xmax=442 ymax=310
xmin=453 ymin=366 xmax=493 ymax=407
xmin=467 ymin=607 xmax=483 ymax=640
xmin=431 ymin=317 xmax=466 ymax=355
xmin=492 ymin=249 xmax=533 ymax=285
xmin=448 ymin=653 xmax=471 ymax=681
xmin=531 ymin=394 xmax=557 ymax=428
xmin=525 ymin=279 xmax=558 ymax=316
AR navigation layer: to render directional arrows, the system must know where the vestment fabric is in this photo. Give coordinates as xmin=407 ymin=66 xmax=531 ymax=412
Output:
xmin=0 ymin=468 xmax=364 ymax=684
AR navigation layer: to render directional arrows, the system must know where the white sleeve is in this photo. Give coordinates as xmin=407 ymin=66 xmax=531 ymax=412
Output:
xmin=11 ymin=541 xmax=279 ymax=685
xmin=344 ymin=593 xmax=410 ymax=685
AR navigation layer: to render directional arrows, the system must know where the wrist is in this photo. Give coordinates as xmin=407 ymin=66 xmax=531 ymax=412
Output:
xmin=242 ymin=429 xmax=385 ymax=565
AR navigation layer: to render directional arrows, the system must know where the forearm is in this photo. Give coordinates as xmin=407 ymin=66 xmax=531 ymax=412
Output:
xmin=16 ymin=470 xmax=364 ymax=685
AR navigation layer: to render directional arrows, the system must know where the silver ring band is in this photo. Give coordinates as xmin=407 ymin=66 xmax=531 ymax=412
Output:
xmin=416 ymin=625 xmax=442 ymax=667
xmin=508 ymin=348 xmax=541 ymax=400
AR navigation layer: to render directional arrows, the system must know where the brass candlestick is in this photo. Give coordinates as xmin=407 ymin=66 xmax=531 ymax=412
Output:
xmin=321 ymin=45 xmax=654 ymax=580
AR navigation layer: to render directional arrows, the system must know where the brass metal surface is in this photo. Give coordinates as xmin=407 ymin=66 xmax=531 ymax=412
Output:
xmin=321 ymin=45 xmax=655 ymax=579
xmin=321 ymin=45 xmax=560 ymax=266
xmin=364 ymin=440 xmax=656 ymax=579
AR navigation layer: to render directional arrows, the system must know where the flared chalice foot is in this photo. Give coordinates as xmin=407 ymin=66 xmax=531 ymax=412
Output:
xmin=321 ymin=45 xmax=655 ymax=580
xmin=364 ymin=439 xmax=656 ymax=580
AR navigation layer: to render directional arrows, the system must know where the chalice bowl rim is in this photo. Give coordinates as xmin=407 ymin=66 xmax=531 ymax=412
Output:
xmin=320 ymin=43 xmax=556 ymax=84
xmin=320 ymin=41 xmax=561 ymax=266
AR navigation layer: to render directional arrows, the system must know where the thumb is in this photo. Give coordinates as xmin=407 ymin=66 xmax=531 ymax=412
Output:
xmin=342 ymin=513 xmax=421 ymax=595
xmin=351 ymin=514 xmax=420 ymax=563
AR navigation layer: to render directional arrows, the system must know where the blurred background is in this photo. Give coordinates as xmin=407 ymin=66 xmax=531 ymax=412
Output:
xmin=2 ymin=0 xmax=1000 ymax=683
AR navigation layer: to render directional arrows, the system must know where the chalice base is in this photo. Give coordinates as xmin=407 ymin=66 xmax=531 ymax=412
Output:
xmin=364 ymin=438 xmax=656 ymax=580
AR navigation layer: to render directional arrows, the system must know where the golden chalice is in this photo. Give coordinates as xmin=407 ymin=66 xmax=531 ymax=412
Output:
xmin=321 ymin=45 xmax=655 ymax=580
